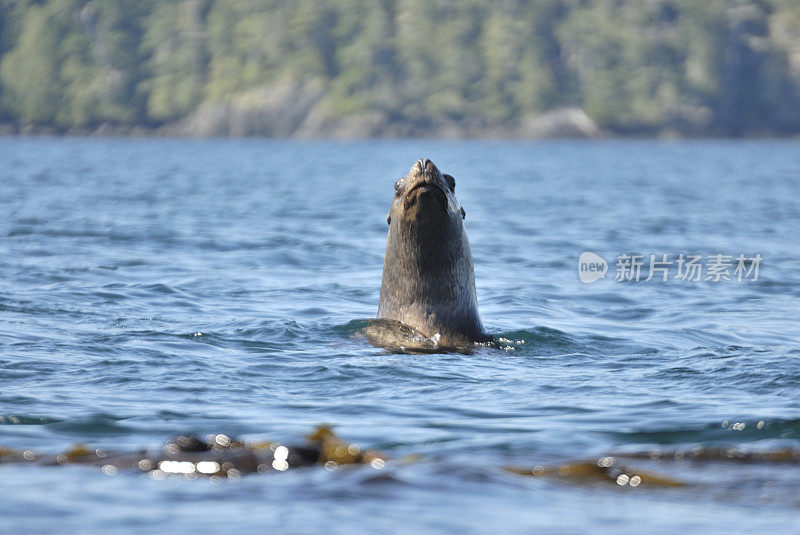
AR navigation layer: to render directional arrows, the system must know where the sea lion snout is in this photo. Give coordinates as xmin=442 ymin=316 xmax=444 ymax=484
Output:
xmin=403 ymin=181 xmax=448 ymax=212
xmin=414 ymin=158 xmax=436 ymax=175
xmin=401 ymin=159 xmax=450 ymax=215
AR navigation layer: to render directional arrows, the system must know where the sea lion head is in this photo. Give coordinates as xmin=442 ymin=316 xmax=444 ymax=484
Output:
xmin=375 ymin=158 xmax=484 ymax=350
xmin=386 ymin=158 xmax=465 ymax=229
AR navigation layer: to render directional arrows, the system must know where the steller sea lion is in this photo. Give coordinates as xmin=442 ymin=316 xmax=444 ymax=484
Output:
xmin=365 ymin=158 xmax=487 ymax=352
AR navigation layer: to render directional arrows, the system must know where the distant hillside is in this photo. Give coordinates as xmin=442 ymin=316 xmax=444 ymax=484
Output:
xmin=1 ymin=0 xmax=800 ymax=137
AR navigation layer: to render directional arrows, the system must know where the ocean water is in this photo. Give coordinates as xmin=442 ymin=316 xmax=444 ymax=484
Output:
xmin=1 ymin=137 xmax=799 ymax=534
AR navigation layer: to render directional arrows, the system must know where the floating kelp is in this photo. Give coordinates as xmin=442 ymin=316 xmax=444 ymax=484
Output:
xmin=616 ymin=447 xmax=800 ymax=464
xmin=2 ymin=428 xmax=797 ymax=489
xmin=0 ymin=426 xmax=387 ymax=479
xmin=505 ymin=456 xmax=684 ymax=487
xmin=507 ymin=447 xmax=800 ymax=488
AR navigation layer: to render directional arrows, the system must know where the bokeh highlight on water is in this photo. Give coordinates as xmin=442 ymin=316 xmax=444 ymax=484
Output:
xmin=1 ymin=138 xmax=799 ymax=533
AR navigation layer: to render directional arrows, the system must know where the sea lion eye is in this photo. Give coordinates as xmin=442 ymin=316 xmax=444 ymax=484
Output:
xmin=394 ymin=178 xmax=405 ymax=195
xmin=444 ymin=174 xmax=455 ymax=191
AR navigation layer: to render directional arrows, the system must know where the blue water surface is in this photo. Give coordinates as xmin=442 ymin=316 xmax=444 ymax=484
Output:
xmin=1 ymin=138 xmax=799 ymax=534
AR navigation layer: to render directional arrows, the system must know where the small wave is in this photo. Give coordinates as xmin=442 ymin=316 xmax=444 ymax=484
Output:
xmin=333 ymin=319 xmax=372 ymax=337
xmin=0 ymin=415 xmax=62 ymax=425
xmin=605 ymin=418 xmax=800 ymax=446
xmin=493 ymin=327 xmax=637 ymax=358
xmin=47 ymin=413 xmax=136 ymax=437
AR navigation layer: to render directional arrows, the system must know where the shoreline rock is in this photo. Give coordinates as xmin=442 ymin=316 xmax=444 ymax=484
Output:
xmin=2 ymin=110 xmax=798 ymax=140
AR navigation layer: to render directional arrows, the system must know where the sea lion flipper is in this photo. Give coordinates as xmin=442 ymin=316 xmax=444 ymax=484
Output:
xmin=363 ymin=319 xmax=442 ymax=354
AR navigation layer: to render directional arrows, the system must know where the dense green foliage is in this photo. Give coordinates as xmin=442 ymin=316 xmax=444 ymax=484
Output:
xmin=1 ymin=0 xmax=799 ymax=136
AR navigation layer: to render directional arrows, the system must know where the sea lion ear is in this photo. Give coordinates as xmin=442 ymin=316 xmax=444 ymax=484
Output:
xmin=387 ymin=213 xmax=391 ymax=225
xmin=460 ymin=207 xmax=466 ymax=219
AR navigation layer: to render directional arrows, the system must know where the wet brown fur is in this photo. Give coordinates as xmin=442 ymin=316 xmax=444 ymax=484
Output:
xmin=371 ymin=159 xmax=485 ymax=351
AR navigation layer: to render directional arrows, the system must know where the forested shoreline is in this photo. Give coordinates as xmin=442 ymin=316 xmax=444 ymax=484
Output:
xmin=1 ymin=0 xmax=800 ymax=138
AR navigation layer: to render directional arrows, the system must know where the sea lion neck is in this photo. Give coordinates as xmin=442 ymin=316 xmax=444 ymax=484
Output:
xmin=385 ymin=214 xmax=462 ymax=276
